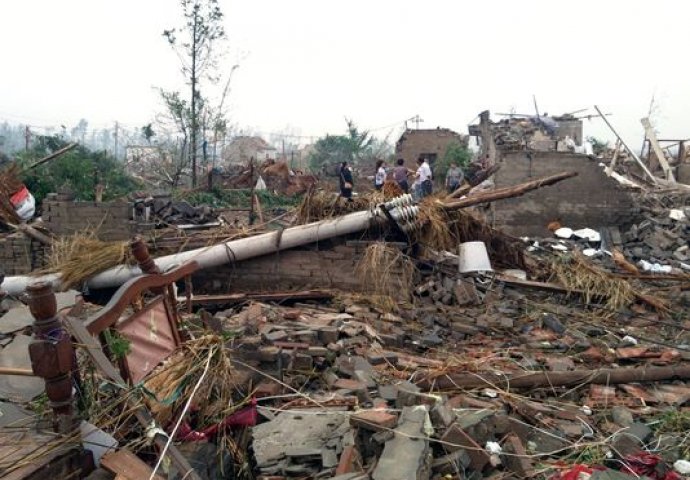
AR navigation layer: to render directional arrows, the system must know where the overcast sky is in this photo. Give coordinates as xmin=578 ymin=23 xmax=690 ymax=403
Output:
xmin=1 ymin=0 xmax=688 ymax=147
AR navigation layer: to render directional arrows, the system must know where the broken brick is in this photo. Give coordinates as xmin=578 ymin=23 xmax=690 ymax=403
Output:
xmin=350 ymin=410 xmax=398 ymax=432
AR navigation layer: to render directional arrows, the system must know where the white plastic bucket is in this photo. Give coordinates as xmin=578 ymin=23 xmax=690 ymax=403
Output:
xmin=458 ymin=241 xmax=492 ymax=273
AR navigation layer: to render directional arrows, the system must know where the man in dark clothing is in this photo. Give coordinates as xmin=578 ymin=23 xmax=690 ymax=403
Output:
xmin=339 ymin=161 xmax=354 ymax=202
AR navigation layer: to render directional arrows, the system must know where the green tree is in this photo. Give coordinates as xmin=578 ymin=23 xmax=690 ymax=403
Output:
xmin=435 ymin=141 xmax=472 ymax=180
xmin=141 ymin=123 xmax=155 ymax=145
xmin=308 ymin=119 xmax=376 ymax=174
xmin=163 ymin=0 xmax=226 ymax=187
xmin=16 ymin=136 xmax=141 ymax=205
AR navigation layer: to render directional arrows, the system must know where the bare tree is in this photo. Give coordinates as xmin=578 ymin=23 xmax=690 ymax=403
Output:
xmin=163 ymin=0 xmax=226 ymax=187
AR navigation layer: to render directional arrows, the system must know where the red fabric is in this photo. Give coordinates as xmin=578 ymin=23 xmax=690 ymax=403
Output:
xmin=176 ymin=398 xmax=258 ymax=441
xmin=9 ymin=185 xmax=28 ymax=207
xmin=551 ymin=464 xmax=595 ymax=480
xmin=622 ymin=452 xmax=681 ymax=480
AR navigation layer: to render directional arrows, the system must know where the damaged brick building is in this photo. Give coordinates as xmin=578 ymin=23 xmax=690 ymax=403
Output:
xmin=469 ymin=111 xmax=637 ymax=236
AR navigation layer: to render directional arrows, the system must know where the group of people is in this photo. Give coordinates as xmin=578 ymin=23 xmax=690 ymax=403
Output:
xmin=339 ymin=156 xmax=465 ymax=201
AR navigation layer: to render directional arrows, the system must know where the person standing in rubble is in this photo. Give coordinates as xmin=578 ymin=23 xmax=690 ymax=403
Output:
xmin=445 ymin=162 xmax=464 ymax=193
xmin=415 ymin=156 xmax=433 ymax=198
xmin=339 ymin=161 xmax=354 ymax=202
xmin=374 ymin=160 xmax=387 ymax=191
xmin=392 ymin=158 xmax=409 ymax=193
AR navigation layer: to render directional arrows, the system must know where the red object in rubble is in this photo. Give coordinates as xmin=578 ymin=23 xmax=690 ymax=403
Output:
xmin=621 ymin=452 xmax=681 ymax=480
xmin=551 ymin=464 xmax=595 ymax=480
xmin=176 ymin=397 xmax=258 ymax=441
xmin=9 ymin=185 xmax=29 ymax=207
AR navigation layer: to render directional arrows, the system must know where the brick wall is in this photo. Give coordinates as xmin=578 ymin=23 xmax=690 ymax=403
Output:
xmin=395 ymin=128 xmax=468 ymax=169
xmin=194 ymin=240 xmax=411 ymax=296
xmin=492 ymin=151 xmax=638 ymax=236
xmin=0 ymin=233 xmax=45 ymax=275
xmin=43 ymin=199 xmax=136 ymax=242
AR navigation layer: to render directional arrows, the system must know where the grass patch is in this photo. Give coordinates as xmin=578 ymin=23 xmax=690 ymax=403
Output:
xmin=177 ymin=188 xmax=302 ymax=210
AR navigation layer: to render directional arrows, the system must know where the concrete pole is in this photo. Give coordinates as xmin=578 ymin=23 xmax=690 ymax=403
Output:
xmin=1 ymin=198 xmax=417 ymax=296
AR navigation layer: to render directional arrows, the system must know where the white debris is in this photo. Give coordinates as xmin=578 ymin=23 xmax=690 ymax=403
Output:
xmin=621 ymin=335 xmax=638 ymax=346
xmin=638 ymin=259 xmax=673 ymax=274
xmin=551 ymin=243 xmax=569 ymax=252
xmin=582 ymin=248 xmax=600 ymax=257
xmin=669 ymin=209 xmax=687 ymax=221
xmin=674 ymin=460 xmax=690 ymax=474
xmin=485 ymin=441 xmax=502 ymax=455
xmin=573 ymin=228 xmax=601 ymax=243
xmin=581 ymin=406 xmax=593 ymax=415
xmin=554 ymin=227 xmax=573 ymax=239
xmin=482 ymin=388 xmax=498 ymax=398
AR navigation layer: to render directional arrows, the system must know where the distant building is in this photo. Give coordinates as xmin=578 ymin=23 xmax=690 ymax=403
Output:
xmin=395 ymin=128 xmax=468 ymax=169
xmin=223 ymin=136 xmax=277 ymax=166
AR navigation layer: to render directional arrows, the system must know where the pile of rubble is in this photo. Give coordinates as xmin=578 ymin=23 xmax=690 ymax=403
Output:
xmin=191 ymin=280 xmax=690 ymax=480
xmin=132 ymin=194 xmax=219 ymax=226
xmin=620 ymin=195 xmax=690 ymax=268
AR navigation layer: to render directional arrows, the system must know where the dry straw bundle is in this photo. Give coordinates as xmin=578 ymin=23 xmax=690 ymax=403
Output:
xmin=296 ymin=181 xmax=405 ymax=224
xmin=356 ymin=242 xmax=416 ymax=310
xmin=44 ymin=231 xmax=130 ymax=289
xmin=144 ymin=334 xmax=240 ymax=428
xmin=551 ymin=253 xmax=635 ymax=310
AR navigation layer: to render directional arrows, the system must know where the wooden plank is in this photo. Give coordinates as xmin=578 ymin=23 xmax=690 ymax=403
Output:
xmin=605 ymin=138 xmax=621 ymax=176
xmin=101 ymin=448 xmax=164 ymax=480
xmin=190 ymin=289 xmax=335 ymax=306
xmin=641 ymin=117 xmax=676 ymax=182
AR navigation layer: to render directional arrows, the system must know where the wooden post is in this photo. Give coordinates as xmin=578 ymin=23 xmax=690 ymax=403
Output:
xmin=130 ymin=236 xmax=162 ymax=296
xmin=27 ymin=282 xmax=75 ymax=433
xmin=594 ymin=106 xmax=658 ymax=184
xmin=605 ymin=139 xmax=621 ymax=176
xmin=641 ymin=117 xmax=676 ymax=182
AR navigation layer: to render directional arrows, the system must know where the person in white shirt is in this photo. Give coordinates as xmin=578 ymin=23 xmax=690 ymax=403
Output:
xmin=374 ymin=160 xmax=386 ymax=191
xmin=415 ymin=157 xmax=433 ymax=197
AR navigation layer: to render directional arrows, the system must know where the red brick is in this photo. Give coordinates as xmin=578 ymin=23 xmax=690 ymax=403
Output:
xmin=333 ymin=379 xmax=366 ymax=391
xmin=335 ymin=445 xmax=361 ymax=475
xmin=349 ymin=410 xmax=398 ymax=431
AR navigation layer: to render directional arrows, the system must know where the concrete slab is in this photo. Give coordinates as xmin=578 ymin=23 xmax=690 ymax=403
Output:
xmin=372 ymin=406 xmax=431 ymax=480
xmin=251 ymin=410 xmax=350 ymax=469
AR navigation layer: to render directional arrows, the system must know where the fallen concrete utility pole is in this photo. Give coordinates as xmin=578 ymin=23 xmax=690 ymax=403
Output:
xmin=442 ymin=171 xmax=578 ymax=210
xmin=415 ymin=364 xmax=690 ymax=391
xmin=1 ymin=196 xmax=421 ymax=295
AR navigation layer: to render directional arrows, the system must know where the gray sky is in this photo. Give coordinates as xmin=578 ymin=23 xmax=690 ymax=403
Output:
xmin=1 ymin=0 xmax=689 ymax=146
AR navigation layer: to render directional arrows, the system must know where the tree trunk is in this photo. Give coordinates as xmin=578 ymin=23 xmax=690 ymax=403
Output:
xmin=190 ymin=15 xmax=198 ymax=187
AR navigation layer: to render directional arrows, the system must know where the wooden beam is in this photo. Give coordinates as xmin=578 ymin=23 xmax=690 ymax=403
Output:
xmin=641 ymin=117 xmax=676 ymax=182
xmin=595 ymin=105 xmax=658 ymax=184
xmin=416 ymin=364 xmax=690 ymax=391
xmin=21 ymin=143 xmax=78 ymax=172
xmin=442 ymin=172 xmax=578 ymax=210
xmin=605 ymin=138 xmax=621 ymax=176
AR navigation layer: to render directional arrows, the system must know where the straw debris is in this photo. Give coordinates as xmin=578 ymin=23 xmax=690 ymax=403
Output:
xmin=42 ymin=230 xmax=131 ymax=289
xmin=355 ymin=242 xmax=416 ymax=308
xmin=551 ymin=253 xmax=635 ymax=310
xmin=144 ymin=334 xmax=240 ymax=428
